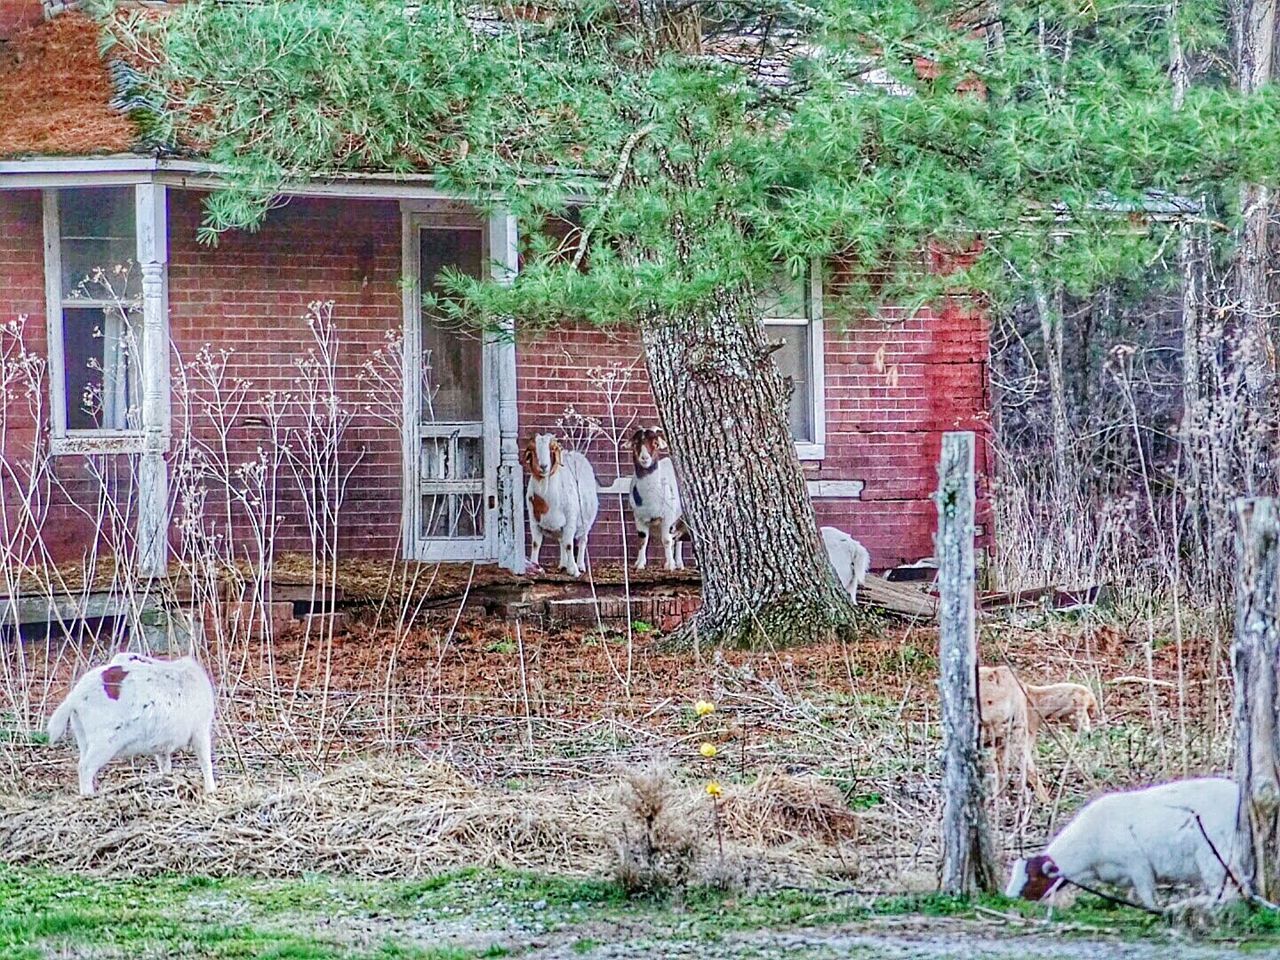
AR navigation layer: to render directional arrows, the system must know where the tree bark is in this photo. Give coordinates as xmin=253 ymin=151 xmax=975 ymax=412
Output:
xmin=936 ymin=431 xmax=998 ymax=896
xmin=640 ymin=292 xmax=858 ymax=649
xmin=1233 ymin=497 xmax=1280 ymax=902
xmin=1033 ymin=281 xmax=1074 ymax=509
xmin=1232 ymin=0 xmax=1278 ymax=493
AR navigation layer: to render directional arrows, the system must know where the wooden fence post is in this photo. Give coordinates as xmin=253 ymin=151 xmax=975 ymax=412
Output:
xmin=1233 ymin=497 xmax=1280 ymax=902
xmin=935 ymin=431 xmax=998 ymax=895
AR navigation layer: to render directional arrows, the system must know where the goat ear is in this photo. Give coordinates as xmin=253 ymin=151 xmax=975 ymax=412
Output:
xmin=520 ymin=445 xmax=532 ymax=469
xmin=631 ymin=429 xmax=644 ymax=445
xmin=1042 ymin=859 xmax=1059 ymax=877
xmin=655 ymin=431 xmax=669 ymax=451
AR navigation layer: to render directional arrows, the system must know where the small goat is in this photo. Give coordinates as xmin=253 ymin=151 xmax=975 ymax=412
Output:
xmin=628 ymin=427 xmax=687 ymax=571
xmin=978 ymin=665 xmax=1048 ymax=802
xmin=522 ymin=433 xmax=599 ymax=578
xmin=47 ymin=652 xmax=217 ymax=797
xmin=1006 ymin=777 xmax=1241 ymax=910
xmin=1026 ymin=681 xmax=1100 ymax=733
xmin=820 ymin=526 xmax=871 ymax=604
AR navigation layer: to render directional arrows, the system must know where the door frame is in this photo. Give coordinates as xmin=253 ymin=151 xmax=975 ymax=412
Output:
xmin=400 ymin=203 xmax=501 ymax=562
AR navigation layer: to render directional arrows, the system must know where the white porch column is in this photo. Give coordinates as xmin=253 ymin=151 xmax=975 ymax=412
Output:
xmin=135 ymin=182 xmax=171 ymax=577
xmin=489 ymin=208 xmax=525 ymax=574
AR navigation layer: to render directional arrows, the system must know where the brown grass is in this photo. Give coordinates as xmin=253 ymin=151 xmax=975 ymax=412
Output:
xmin=0 ymin=13 xmax=137 ymax=158
xmin=0 ymin=757 xmax=859 ymax=884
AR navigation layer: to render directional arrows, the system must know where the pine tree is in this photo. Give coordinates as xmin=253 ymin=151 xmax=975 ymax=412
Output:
xmin=109 ymin=0 xmax=1280 ymax=647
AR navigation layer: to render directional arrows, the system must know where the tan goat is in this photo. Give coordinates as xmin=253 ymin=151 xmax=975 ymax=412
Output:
xmin=978 ymin=665 xmax=1048 ymax=802
xmin=1025 ymin=682 xmax=1100 ymax=733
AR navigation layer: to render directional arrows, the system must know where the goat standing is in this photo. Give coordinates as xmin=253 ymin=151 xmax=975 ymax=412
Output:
xmin=522 ymin=433 xmax=599 ymax=577
xmin=820 ymin=526 xmax=871 ymax=603
xmin=47 ymin=652 xmax=217 ymax=797
xmin=628 ymin=427 xmax=687 ymax=571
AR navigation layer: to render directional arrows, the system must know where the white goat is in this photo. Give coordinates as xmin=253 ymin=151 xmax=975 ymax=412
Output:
xmin=47 ymin=652 xmax=217 ymax=797
xmin=1006 ymin=777 xmax=1242 ymax=909
xmin=628 ymin=426 xmax=687 ymax=571
xmin=522 ymin=433 xmax=599 ymax=578
xmin=820 ymin=526 xmax=871 ymax=604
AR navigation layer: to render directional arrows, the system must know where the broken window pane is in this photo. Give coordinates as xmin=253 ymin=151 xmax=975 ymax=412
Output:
xmin=59 ymin=187 xmax=140 ymax=302
xmin=62 ymin=306 xmax=143 ymax=431
xmin=420 ymin=493 xmax=485 ymax=539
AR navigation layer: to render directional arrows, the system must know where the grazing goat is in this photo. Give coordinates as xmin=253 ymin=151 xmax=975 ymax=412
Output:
xmin=978 ymin=665 xmax=1048 ymax=802
xmin=628 ymin=427 xmax=687 ymax=571
xmin=1026 ymin=681 xmax=1100 ymax=732
xmin=1006 ymin=777 xmax=1241 ymax=910
xmin=522 ymin=433 xmax=599 ymax=578
xmin=47 ymin=652 xmax=217 ymax=797
xmin=820 ymin=526 xmax=871 ymax=604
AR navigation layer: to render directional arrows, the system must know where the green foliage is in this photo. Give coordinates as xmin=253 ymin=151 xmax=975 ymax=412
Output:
xmin=105 ymin=0 xmax=1280 ymax=326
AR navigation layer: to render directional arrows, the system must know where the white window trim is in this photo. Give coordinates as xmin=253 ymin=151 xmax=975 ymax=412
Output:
xmin=763 ymin=258 xmax=826 ymax=460
xmin=42 ymin=188 xmax=145 ymax=455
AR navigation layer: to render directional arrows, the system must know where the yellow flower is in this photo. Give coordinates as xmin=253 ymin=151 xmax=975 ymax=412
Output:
xmin=705 ymin=781 xmax=723 ymax=799
xmin=694 ymin=700 xmax=716 ymax=718
xmin=699 ymin=742 xmax=718 ymax=759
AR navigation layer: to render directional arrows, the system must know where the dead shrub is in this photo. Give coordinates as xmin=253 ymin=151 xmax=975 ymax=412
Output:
xmin=611 ymin=763 xmax=705 ymax=896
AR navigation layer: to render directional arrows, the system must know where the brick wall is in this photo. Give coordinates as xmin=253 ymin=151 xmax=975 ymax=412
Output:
xmin=1 ymin=188 xmax=989 ymax=572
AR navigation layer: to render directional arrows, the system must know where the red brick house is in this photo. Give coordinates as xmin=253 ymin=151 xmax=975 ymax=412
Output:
xmin=0 ymin=7 xmax=989 ymax=578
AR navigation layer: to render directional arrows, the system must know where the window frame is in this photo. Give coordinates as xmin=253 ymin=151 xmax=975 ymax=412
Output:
xmin=761 ymin=258 xmax=826 ymax=461
xmin=42 ymin=187 xmax=145 ymax=455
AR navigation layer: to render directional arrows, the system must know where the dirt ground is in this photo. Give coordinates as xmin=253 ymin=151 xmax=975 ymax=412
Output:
xmin=0 ymin=587 xmax=1250 ymax=956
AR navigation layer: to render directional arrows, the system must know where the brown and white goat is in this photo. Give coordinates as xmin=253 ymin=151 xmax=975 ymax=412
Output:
xmin=978 ymin=665 xmax=1048 ymax=802
xmin=628 ymin=427 xmax=687 ymax=571
xmin=47 ymin=651 xmax=217 ymax=797
xmin=522 ymin=433 xmax=600 ymax=577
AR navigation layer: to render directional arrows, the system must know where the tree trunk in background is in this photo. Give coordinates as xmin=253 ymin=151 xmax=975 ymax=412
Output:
xmin=937 ymin=432 xmax=998 ymax=896
xmin=1033 ymin=282 xmax=1074 ymax=509
xmin=1233 ymin=497 xmax=1280 ymax=902
xmin=640 ymin=293 xmax=858 ymax=649
xmin=1232 ymin=0 xmax=1278 ymax=493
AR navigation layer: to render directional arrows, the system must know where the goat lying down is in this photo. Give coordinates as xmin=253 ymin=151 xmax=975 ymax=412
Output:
xmin=1026 ymin=681 xmax=1100 ymax=732
xmin=523 ymin=433 xmax=599 ymax=578
xmin=1006 ymin=777 xmax=1241 ymax=910
xmin=820 ymin=526 xmax=871 ymax=604
xmin=48 ymin=652 xmax=217 ymax=797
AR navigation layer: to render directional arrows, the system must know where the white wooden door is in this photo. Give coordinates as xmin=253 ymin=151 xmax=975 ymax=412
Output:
xmin=403 ymin=216 xmax=499 ymax=561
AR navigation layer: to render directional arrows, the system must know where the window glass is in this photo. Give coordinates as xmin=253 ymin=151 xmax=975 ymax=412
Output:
xmin=772 ymin=324 xmax=813 ymax=442
xmin=757 ymin=265 xmax=809 ymax=320
xmin=58 ymin=188 xmax=140 ymax=302
xmin=62 ymin=305 xmax=142 ymax=431
xmin=420 ymin=228 xmax=485 ymax=422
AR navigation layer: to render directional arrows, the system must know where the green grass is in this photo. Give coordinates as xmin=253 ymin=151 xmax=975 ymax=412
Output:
xmin=3 ymin=865 xmax=1280 ymax=958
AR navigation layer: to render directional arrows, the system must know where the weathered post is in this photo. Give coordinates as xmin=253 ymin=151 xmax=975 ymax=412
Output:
xmin=936 ymin=431 xmax=998 ymax=895
xmin=1233 ymin=497 xmax=1280 ymax=902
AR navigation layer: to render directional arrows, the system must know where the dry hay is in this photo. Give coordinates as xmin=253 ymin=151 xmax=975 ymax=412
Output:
xmin=0 ymin=758 xmax=859 ymax=885
xmin=0 ymin=14 xmax=137 ymax=158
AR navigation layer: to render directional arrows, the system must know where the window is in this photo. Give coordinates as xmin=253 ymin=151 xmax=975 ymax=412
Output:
xmin=43 ymin=187 xmax=143 ymax=444
xmin=759 ymin=261 xmax=826 ymax=459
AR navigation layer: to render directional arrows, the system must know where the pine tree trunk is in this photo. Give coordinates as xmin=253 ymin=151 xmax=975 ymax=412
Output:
xmin=639 ymin=294 xmax=858 ymax=649
xmin=1233 ymin=497 xmax=1280 ymax=902
xmin=936 ymin=431 xmax=998 ymax=896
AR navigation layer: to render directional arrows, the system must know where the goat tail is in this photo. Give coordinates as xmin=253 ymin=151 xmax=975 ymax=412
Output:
xmin=47 ymin=696 xmax=74 ymax=744
xmin=853 ymin=544 xmax=871 ymax=586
